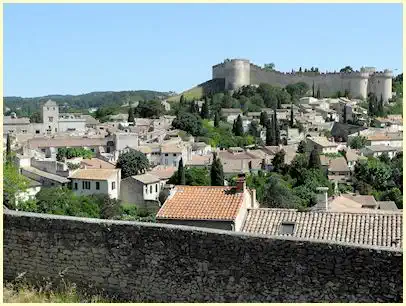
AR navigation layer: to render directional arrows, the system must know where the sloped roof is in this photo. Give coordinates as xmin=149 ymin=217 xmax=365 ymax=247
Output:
xmin=69 ymin=169 xmax=119 ymax=180
xmin=148 ymin=166 xmax=177 ymax=180
xmin=130 ymin=173 xmax=161 ymax=184
xmin=328 ymin=157 xmax=350 ymax=172
xmin=342 ymin=194 xmax=377 ymax=208
xmin=22 ymin=167 xmax=70 ymax=184
xmin=242 ymin=208 xmax=403 ymax=249
xmin=377 ymin=201 xmax=399 ymax=211
xmin=80 ymin=158 xmax=115 ymax=169
xmin=156 ymin=186 xmax=244 ymax=221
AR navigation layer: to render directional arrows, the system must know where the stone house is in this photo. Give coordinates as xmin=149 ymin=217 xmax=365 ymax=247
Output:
xmin=21 ymin=166 xmax=70 ymax=187
xmin=360 ymin=145 xmax=399 ymax=159
xmin=69 ymin=168 xmax=121 ymax=199
xmin=306 ymin=136 xmax=338 ymax=154
xmin=156 ymin=174 xmax=259 ymax=231
xmin=327 ymin=157 xmax=351 ymax=184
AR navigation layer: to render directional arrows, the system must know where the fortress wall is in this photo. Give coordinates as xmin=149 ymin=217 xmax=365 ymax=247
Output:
xmin=3 ymin=210 xmax=403 ymax=302
xmin=224 ymin=60 xmax=250 ymax=90
xmin=212 ymin=64 xmax=225 ymax=79
xmin=369 ymin=73 xmax=393 ymax=102
xmin=250 ymin=65 xmax=343 ymax=97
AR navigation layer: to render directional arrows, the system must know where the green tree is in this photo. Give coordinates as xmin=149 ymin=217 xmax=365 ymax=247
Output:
xmin=264 ymin=63 xmax=275 ymax=71
xmin=248 ymin=120 xmax=260 ymax=137
xmin=128 ymin=107 xmax=135 ymax=123
xmin=172 ymin=112 xmax=203 ymax=136
xmin=134 ymin=100 xmax=164 ymax=118
xmin=214 ymin=112 xmax=220 ymax=128
xmin=349 ymin=136 xmax=367 ymax=149
xmin=377 ymin=94 xmax=384 ymax=116
xmin=312 ymin=81 xmax=315 ymax=97
xmin=3 ymin=162 xmax=30 ymax=209
xmin=272 ymin=150 xmax=285 ymax=173
xmin=340 ymin=66 xmax=354 ymax=73
xmin=259 ymin=111 xmax=269 ymax=127
xmin=200 ymin=98 xmax=210 ymax=119
xmin=29 ymin=112 xmax=42 ymax=123
xmin=116 ymin=150 xmax=150 ymax=179
xmin=6 ymin=133 xmax=11 ymax=162
xmin=308 ymin=148 xmax=321 ymax=169
xmin=273 ymin=110 xmax=281 ymax=145
xmin=168 ymin=167 xmax=210 ymax=186
xmin=263 ymin=174 xmax=301 ymax=208
xmin=178 ymin=158 xmax=186 ymax=185
xmin=381 ymin=187 xmax=403 ymax=209
xmin=354 ymin=158 xmax=392 ymax=191
xmin=297 ymin=140 xmax=307 ymax=154
xmin=179 ymin=94 xmax=186 ymax=106
xmin=265 ymin=119 xmax=274 ymax=146
xmin=233 ymin=115 xmax=244 ymax=136
xmin=378 ymin=152 xmax=391 ymax=164
xmin=285 ymin=82 xmax=309 ymax=100
xmin=316 ymin=87 xmax=321 ymax=99
xmin=290 ymin=105 xmax=294 ymax=127
xmin=210 ymin=152 xmax=224 ymax=186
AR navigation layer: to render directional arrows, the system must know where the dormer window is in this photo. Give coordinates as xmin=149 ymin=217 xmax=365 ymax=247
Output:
xmin=280 ymin=222 xmax=295 ymax=235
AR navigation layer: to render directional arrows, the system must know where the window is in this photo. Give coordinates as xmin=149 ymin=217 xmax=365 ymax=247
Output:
xmin=165 ymin=153 xmax=168 ymax=156
xmin=74 ymin=183 xmax=78 ymax=190
xmin=55 ymin=128 xmax=57 ymax=132
xmin=173 ymin=153 xmax=177 ymax=156
xmin=35 ymin=130 xmax=40 ymax=134
xmin=165 ymin=159 xmax=168 ymax=165
xmin=155 ymin=184 xmax=158 ymax=192
xmin=112 ymin=182 xmax=116 ymax=190
xmin=48 ymin=117 xmax=54 ymax=122
xmin=82 ymin=181 xmax=91 ymax=189
xmin=22 ymin=130 xmax=27 ymax=134
xmin=173 ymin=161 xmax=177 ymax=167
xmin=96 ymin=182 xmax=100 ymax=190
xmin=145 ymin=186 xmax=148 ymax=194
xmin=150 ymin=185 xmax=153 ymax=193
xmin=280 ymin=222 xmax=295 ymax=235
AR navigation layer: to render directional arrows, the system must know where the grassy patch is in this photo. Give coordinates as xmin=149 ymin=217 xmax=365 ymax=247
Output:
xmin=167 ymin=86 xmax=204 ymax=102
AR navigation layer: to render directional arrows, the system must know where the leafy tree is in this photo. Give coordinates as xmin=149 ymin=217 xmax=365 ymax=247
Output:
xmin=259 ymin=111 xmax=269 ymax=127
xmin=349 ymin=136 xmax=367 ymax=149
xmin=265 ymin=119 xmax=274 ymax=146
xmin=248 ymin=120 xmax=260 ymax=137
xmin=200 ymin=98 xmax=210 ymax=119
xmin=178 ymin=158 xmax=186 ymax=185
xmin=263 ymin=174 xmax=301 ymax=209
xmin=134 ymin=100 xmax=164 ymax=118
xmin=290 ymin=106 xmax=294 ymax=127
xmin=214 ymin=112 xmax=220 ymax=128
xmin=233 ymin=115 xmax=244 ymax=136
xmin=378 ymin=152 xmax=391 ymax=164
xmin=56 ymin=147 xmax=94 ymax=161
xmin=29 ymin=112 xmax=42 ymax=123
xmin=297 ymin=140 xmax=307 ymax=154
xmin=381 ymin=187 xmax=403 ymax=209
xmin=116 ymin=150 xmax=150 ymax=179
xmin=264 ymin=63 xmax=275 ymax=71
xmin=308 ymin=148 xmax=321 ymax=169
xmin=179 ymin=94 xmax=186 ymax=106
xmin=285 ymin=82 xmax=309 ymax=100
xmin=354 ymin=158 xmax=392 ymax=191
xmin=128 ymin=107 xmax=135 ymax=123
xmin=210 ymin=152 xmax=224 ymax=186
xmin=289 ymin=153 xmax=309 ymax=180
xmin=272 ymin=150 xmax=285 ymax=173
xmin=99 ymin=195 xmax=122 ymax=219
xmin=3 ymin=162 xmax=30 ymax=209
xmin=340 ymin=66 xmax=354 ymax=73
xmin=172 ymin=112 xmax=203 ymax=136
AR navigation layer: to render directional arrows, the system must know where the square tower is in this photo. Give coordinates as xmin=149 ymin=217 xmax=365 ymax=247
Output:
xmin=42 ymin=100 xmax=59 ymax=134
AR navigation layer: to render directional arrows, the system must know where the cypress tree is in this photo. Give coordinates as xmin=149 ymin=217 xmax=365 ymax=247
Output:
xmin=200 ymin=99 xmax=210 ymax=119
xmin=128 ymin=107 xmax=135 ymax=123
xmin=260 ymin=111 xmax=269 ymax=127
xmin=290 ymin=105 xmax=294 ymax=127
xmin=214 ymin=112 xmax=220 ymax=128
xmin=261 ymin=158 xmax=266 ymax=170
xmin=343 ymin=104 xmax=347 ymax=123
xmin=273 ymin=109 xmax=280 ymax=145
xmin=297 ymin=140 xmax=306 ymax=154
xmin=6 ymin=133 xmax=11 ymax=163
xmin=210 ymin=152 xmax=224 ymax=186
xmin=180 ymin=94 xmax=185 ymax=106
xmin=265 ymin=119 xmax=274 ymax=146
xmin=299 ymin=67 xmax=302 ymax=73
xmin=308 ymin=148 xmax=321 ymax=169
xmin=316 ymin=87 xmax=321 ymax=99
xmin=312 ymin=81 xmax=315 ymax=97
xmin=234 ymin=115 xmax=244 ymax=136
xmin=177 ymin=158 xmax=186 ymax=185
xmin=378 ymin=94 xmax=384 ymax=116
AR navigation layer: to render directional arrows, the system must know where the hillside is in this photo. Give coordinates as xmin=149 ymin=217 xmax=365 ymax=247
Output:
xmin=167 ymin=79 xmax=225 ymax=102
xmin=4 ymin=90 xmax=172 ymax=116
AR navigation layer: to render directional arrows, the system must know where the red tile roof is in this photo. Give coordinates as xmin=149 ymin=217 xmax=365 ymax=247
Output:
xmin=156 ymin=186 xmax=244 ymax=221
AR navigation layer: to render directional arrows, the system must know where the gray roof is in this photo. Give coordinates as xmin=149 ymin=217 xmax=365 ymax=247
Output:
xmin=364 ymin=145 xmax=399 ymax=152
xmin=242 ymin=208 xmax=403 ymax=249
xmin=22 ymin=167 xmax=70 ymax=184
xmin=328 ymin=157 xmax=350 ymax=172
xmin=343 ymin=194 xmax=378 ymax=208
xmin=4 ymin=116 xmax=31 ymax=125
xmin=25 ymin=177 xmax=42 ymax=188
xmin=43 ymin=100 xmax=57 ymax=107
xmin=377 ymin=201 xmax=399 ymax=211
xmin=131 ymin=173 xmax=161 ymax=184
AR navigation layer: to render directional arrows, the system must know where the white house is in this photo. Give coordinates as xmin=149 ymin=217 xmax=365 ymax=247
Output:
xmin=360 ymin=146 xmax=399 ymax=159
xmin=307 ymin=137 xmax=338 ymax=154
xmin=15 ymin=177 xmax=42 ymax=206
xmin=160 ymin=143 xmax=191 ymax=167
xmin=366 ymin=132 xmax=403 ymax=148
xmin=69 ymin=168 xmax=121 ymax=199
xmin=120 ymin=173 xmax=162 ymax=211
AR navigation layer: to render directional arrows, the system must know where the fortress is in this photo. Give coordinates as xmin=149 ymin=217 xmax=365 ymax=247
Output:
xmin=212 ymin=59 xmax=393 ymax=102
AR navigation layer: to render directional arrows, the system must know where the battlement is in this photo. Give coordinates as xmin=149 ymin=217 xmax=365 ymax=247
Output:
xmin=371 ymin=70 xmax=393 ymax=78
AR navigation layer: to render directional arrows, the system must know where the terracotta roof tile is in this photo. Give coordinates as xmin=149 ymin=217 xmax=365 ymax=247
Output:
xmin=80 ymin=158 xmax=115 ymax=169
xmin=156 ymin=186 xmax=244 ymax=221
xmin=69 ymin=169 xmax=119 ymax=180
xmin=242 ymin=208 xmax=403 ymax=249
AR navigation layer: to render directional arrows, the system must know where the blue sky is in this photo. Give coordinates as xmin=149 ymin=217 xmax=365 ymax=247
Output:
xmin=4 ymin=3 xmax=403 ymax=97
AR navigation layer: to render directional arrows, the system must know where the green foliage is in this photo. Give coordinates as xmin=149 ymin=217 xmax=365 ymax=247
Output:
xmin=263 ymin=63 xmax=275 ymax=71
xmin=297 ymin=140 xmax=307 ymax=153
xmin=340 ymin=66 xmax=354 ymax=73
xmin=210 ymin=152 xmax=224 ymax=186
xmin=6 ymin=133 xmax=11 ymax=160
xmin=232 ymin=115 xmax=244 ymax=136
xmin=116 ymin=150 xmax=150 ymax=179
xmin=263 ymin=173 xmax=301 ymax=209
xmin=354 ymin=158 xmax=392 ymax=191
xmin=178 ymin=158 xmax=186 ymax=185
xmin=285 ymin=82 xmax=309 ymax=100
xmin=134 ymin=100 xmax=164 ymax=118
xmin=168 ymin=167 xmax=210 ymax=186
xmin=308 ymin=148 xmax=321 ymax=169
xmin=66 ymin=162 xmax=80 ymax=170
xmin=316 ymin=87 xmax=321 ymax=99
xmin=248 ymin=120 xmax=260 ymax=137
xmin=128 ymin=107 xmax=135 ymax=122
xmin=200 ymin=98 xmax=210 ymax=119
xmin=259 ymin=111 xmax=269 ymax=127
xmin=56 ymin=148 xmax=95 ymax=161
xmin=272 ymin=150 xmax=285 ymax=173
xmin=381 ymin=188 xmax=403 ymax=209
xmin=214 ymin=112 xmax=220 ymax=128
xmin=349 ymin=135 xmax=367 ymax=149
xmin=3 ymin=162 xmax=30 ymax=209
xmin=120 ymin=204 xmax=156 ymax=222
xmin=172 ymin=112 xmax=203 ymax=136
xmin=29 ymin=112 xmax=42 ymax=123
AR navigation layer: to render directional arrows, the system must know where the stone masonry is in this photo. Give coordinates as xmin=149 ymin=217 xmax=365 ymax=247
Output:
xmin=3 ymin=210 xmax=403 ymax=302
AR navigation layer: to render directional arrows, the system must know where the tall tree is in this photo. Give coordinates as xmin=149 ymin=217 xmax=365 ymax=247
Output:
xmin=116 ymin=150 xmax=150 ymax=179
xmin=210 ymin=152 xmax=224 ymax=186
xmin=128 ymin=107 xmax=134 ymax=123
xmin=233 ymin=115 xmax=244 ymax=136
xmin=261 ymin=158 xmax=267 ymax=170
xmin=316 ymin=87 xmax=321 ymax=99
xmin=343 ymin=104 xmax=347 ymax=123
xmin=312 ymin=81 xmax=315 ymax=97
xmin=290 ymin=105 xmax=294 ymax=127
xmin=308 ymin=148 xmax=321 ymax=169
xmin=259 ymin=111 xmax=269 ymax=127
xmin=200 ymin=98 xmax=210 ymax=119
xmin=177 ymin=158 xmax=186 ymax=185
xmin=214 ymin=112 xmax=220 ymax=128
xmin=299 ymin=67 xmax=302 ymax=73
xmin=273 ymin=109 xmax=280 ymax=145
xmin=378 ymin=94 xmax=384 ymax=116
xmin=272 ymin=150 xmax=286 ymax=173
xmin=297 ymin=140 xmax=307 ymax=154
xmin=265 ymin=119 xmax=274 ymax=146
xmin=179 ymin=94 xmax=186 ymax=106
xmin=6 ymin=133 xmax=11 ymax=160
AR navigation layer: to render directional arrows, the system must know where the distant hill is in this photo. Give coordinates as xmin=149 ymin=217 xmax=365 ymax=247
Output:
xmin=167 ymin=79 xmax=225 ymax=102
xmin=4 ymin=90 xmax=172 ymax=116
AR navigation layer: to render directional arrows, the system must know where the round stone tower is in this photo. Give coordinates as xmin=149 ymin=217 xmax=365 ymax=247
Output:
xmin=369 ymin=70 xmax=393 ymax=103
xmin=341 ymin=71 xmax=369 ymax=100
xmin=224 ymin=59 xmax=251 ymax=91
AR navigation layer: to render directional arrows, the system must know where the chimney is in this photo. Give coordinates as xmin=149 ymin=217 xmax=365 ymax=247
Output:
xmin=251 ymin=189 xmax=257 ymax=208
xmin=316 ymin=187 xmax=329 ymax=210
xmin=235 ymin=173 xmax=246 ymax=193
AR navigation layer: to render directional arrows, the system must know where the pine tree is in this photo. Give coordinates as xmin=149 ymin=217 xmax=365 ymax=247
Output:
xmin=177 ymin=158 xmax=186 ymax=185
xmin=316 ymin=87 xmax=321 ymax=99
xmin=308 ymin=148 xmax=321 ymax=169
xmin=128 ymin=107 xmax=135 ymax=123
xmin=265 ymin=119 xmax=274 ymax=146
xmin=312 ymin=81 xmax=315 ymax=97
xmin=180 ymin=94 xmax=185 ymax=106
xmin=378 ymin=94 xmax=384 ymax=116
xmin=368 ymin=93 xmax=375 ymax=116
xmin=343 ymin=104 xmax=347 ymax=123
xmin=261 ymin=158 xmax=266 ymax=170
xmin=234 ymin=115 xmax=244 ymax=136
xmin=260 ymin=111 xmax=269 ymax=127
xmin=299 ymin=67 xmax=302 ymax=73
xmin=200 ymin=98 xmax=210 ymax=119
xmin=290 ymin=105 xmax=294 ymax=128
xmin=210 ymin=152 xmax=224 ymax=186
xmin=297 ymin=140 xmax=306 ymax=154
xmin=273 ymin=110 xmax=280 ymax=145
xmin=6 ymin=133 xmax=11 ymax=163
xmin=214 ymin=112 xmax=220 ymax=128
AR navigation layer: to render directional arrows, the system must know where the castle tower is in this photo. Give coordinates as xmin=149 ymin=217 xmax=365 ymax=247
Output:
xmin=224 ymin=59 xmax=251 ymax=91
xmin=369 ymin=70 xmax=393 ymax=103
xmin=341 ymin=71 xmax=369 ymax=100
xmin=42 ymin=100 xmax=59 ymax=134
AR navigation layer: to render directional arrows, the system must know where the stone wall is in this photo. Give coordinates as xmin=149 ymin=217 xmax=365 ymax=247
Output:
xmin=3 ymin=210 xmax=403 ymax=302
